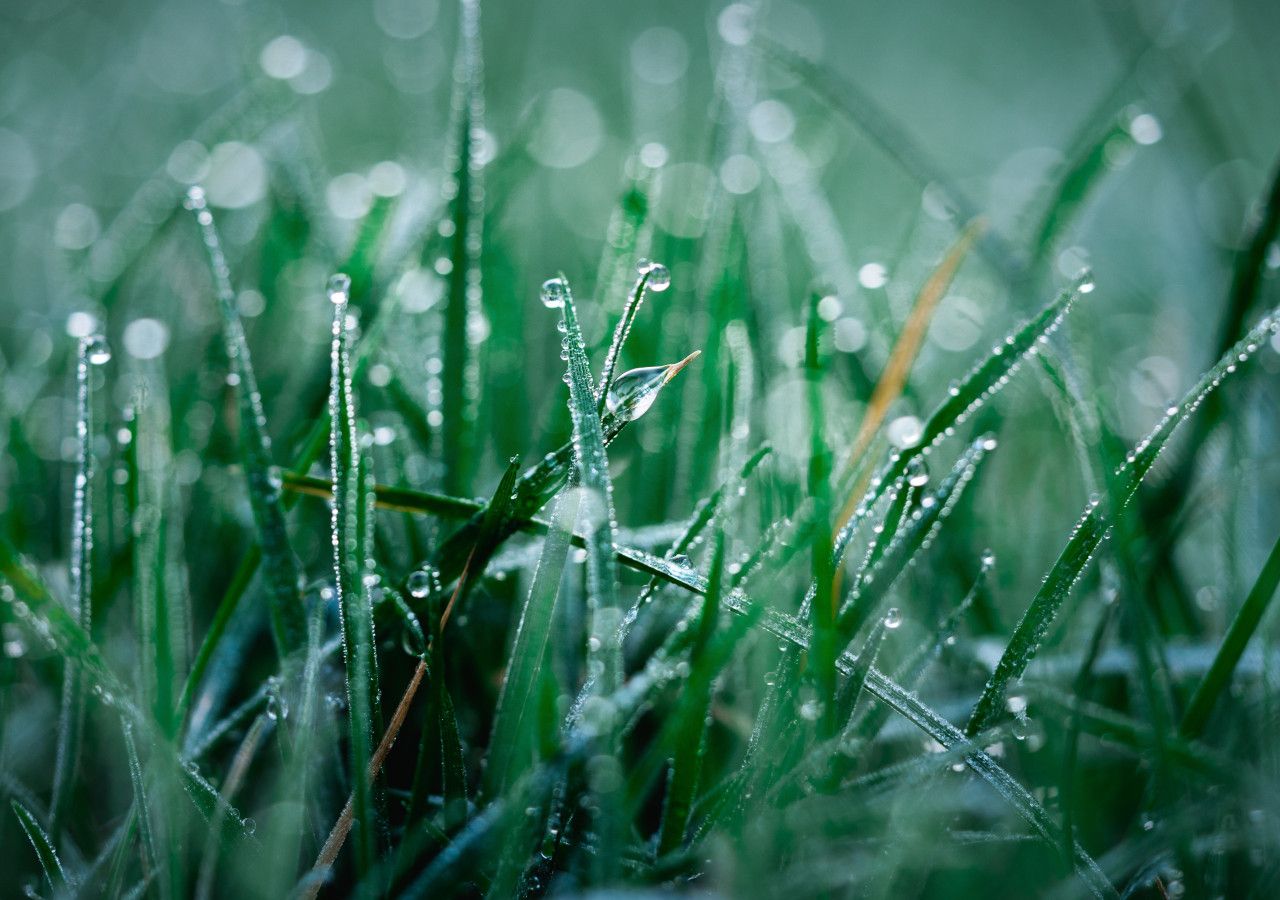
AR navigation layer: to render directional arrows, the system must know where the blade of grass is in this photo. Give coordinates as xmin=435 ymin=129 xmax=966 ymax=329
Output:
xmin=484 ymin=487 xmax=580 ymax=799
xmin=183 ymin=186 xmax=304 ymax=657
xmin=12 ymin=799 xmax=69 ymax=891
xmin=437 ymin=0 xmax=486 ymax=496
xmin=327 ymin=274 xmax=380 ymax=876
xmin=51 ymin=335 xmax=102 ymax=838
xmin=1180 ymin=530 xmax=1280 ymax=739
xmin=967 ymin=303 xmax=1280 ymax=736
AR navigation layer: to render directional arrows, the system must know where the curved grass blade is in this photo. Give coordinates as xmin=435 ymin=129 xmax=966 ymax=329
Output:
xmin=1180 ymin=530 xmax=1280 ymax=739
xmin=51 ymin=335 xmax=102 ymax=837
xmin=183 ymin=187 xmax=304 ymax=657
xmin=12 ymin=799 xmax=68 ymax=891
xmin=966 ymin=304 xmax=1280 ymax=736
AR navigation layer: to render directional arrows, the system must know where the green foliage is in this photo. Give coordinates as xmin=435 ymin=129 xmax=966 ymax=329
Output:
xmin=1 ymin=2 xmax=1278 ymax=899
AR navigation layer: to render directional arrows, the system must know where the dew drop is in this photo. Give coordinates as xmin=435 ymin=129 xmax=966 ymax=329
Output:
xmin=905 ymin=456 xmax=929 ymax=487
xmin=540 ymin=276 xmax=569 ymax=309
xmin=644 ymin=261 xmax=671 ymax=292
xmin=605 ymin=364 xmax=668 ymax=421
xmin=884 ymin=607 xmax=902 ymax=629
xmin=407 ymin=569 xmax=433 ymax=599
xmin=83 ymin=334 xmax=112 ymax=365
xmin=1076 ymin=268 xmax=1095 ymax=294
xmin=327 ymin=272 xmax=351 ymax=303
xmin=981 ymin=548 xmax=997 ymax=567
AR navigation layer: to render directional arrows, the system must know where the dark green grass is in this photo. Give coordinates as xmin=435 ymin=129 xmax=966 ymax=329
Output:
xmin=2 ymin=2 xmax=1280 ymax=899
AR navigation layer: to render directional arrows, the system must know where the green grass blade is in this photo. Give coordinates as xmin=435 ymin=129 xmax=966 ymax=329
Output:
xmin=484 ymin=487 xmax=580 ymax=799
xmin=328 ymin=274 xmax=379 ymax=875
xmin=12 ymin=799 xmax=69 ymax=890
xmin=51 ymin=335 xmax=103 ymax=836
xmin=838 ymin=435 xmax=994 ymax=638
xmin=841 ymin=272 xmax=1091 ymax=534
xmin=551 ymin=276 xmax=624 ymax=696
xmin=596 ymin=263 xmax=668 ymax=414
xmin=184 ymin=186 xmax=304 ymax=657
xmin=1180 ymin=530 xmax=1280 ymax=739
xmin=437 ymin=0 xmax=486 ymax=496
xmin=967 ymin=304 xmax=1280 ymax=737
xmin=121 ymin=721 xmax=159 ymax=889
xmin=656 ymin=530 xmax=726 ymax=855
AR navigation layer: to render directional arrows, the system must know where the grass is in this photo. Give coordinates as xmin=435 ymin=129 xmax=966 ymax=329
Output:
xmin=2 ymin=1 xmax=1280 ymax=898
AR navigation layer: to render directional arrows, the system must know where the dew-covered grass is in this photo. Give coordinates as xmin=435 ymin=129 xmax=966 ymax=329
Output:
xmin=3 ymin=1 xmax=1280 ymax=898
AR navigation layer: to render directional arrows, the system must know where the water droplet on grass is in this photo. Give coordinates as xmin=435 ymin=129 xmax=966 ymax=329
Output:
xmin=884 ymin=607 xmax=902 ymax=629
xmin=407 ymin=569 xmax=434 ymax=599
xmin=327 ymin=273 xmax=351 ymax=303
xmin=541 ymin=276 xmax=568 ymax=308
xmin=905 ymin=456 xmax=929 ymax=487
xmin=83 ymin=335 xmax=111 ymax=365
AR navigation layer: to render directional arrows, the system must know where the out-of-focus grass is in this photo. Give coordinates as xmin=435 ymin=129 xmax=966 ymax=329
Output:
xmin=3 ymin=1 xmax=1280 ymax=898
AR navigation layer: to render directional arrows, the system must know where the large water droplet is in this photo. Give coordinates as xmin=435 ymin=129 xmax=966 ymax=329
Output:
xmin=605 ymin=364 xmax=667 ymax=421
xmin=328 ymin=273 xmax=352 ymax=303
xmin=541 ymin=276 xmax=569 ymax=309
xmin=644 ymin=261 xmax=671 ymax=292
xmin=83 ymin=335 xmax=112 ymax=365
xmin=884 ymin=607 xmax=902 ymax=629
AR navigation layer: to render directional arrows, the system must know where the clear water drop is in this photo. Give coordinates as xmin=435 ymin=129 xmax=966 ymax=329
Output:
xmin=644 ymin=262 xmax=671 ymax=292
xmin=327 ymin=272 xmax=351 ymax=303
xmin=884 ymin=607 xmax=902 ymax=629
xmin=981 ymin=548 xmax=997 ymax=567
xmin=407 ymin=569 xmax=433 ymax=599
xmin=83 ymin=335 xmax=112 ymax=365
xmin=605 ymin=364 xmax=666 ymax=421
xmin=905 ymin=456 xmax=929 ymax=487
xmin=541 ymin=276 xmax=569 ymax=309
xmin=1076 ymin=268 xmax=1095 ymax=294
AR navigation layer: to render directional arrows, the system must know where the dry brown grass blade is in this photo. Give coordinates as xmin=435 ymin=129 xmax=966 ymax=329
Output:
xmin=299 ymin=547 xmax=479 ymax=898
xmin=833 ymin=217 xmax=986 ymax=537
